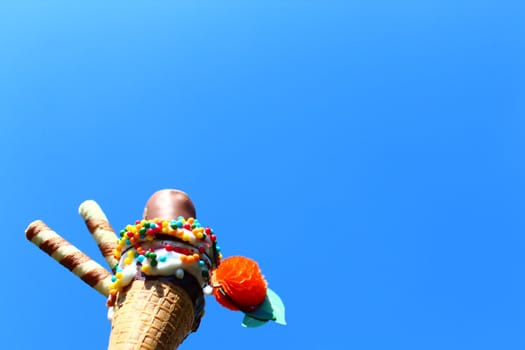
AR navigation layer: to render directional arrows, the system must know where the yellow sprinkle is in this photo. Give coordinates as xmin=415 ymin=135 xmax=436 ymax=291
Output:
xmin=113 ymin=280 xmax=122 ymax=290
xmin=141 ymin=265 xmax=151 ymax=274
xmin=196 ymin=232 xmax=204 ymax=240
xmin=146 ymin=235 xmax=154 ymax=241
xmin=124 ymin=258 xmax=132 ymax=265
xmin=141 ymin=219 xmax=146 ymax=225
xmin=128 ymin=251 xmax=135 ymax=258
xmin=187 ymin=218 xmax=195 ymax=224
xmin=162 ymin=227 xmax=169 ymax=234
xmin=182 ymin=233 xmax=190 ymax=242
xmin=116 ymin=272 xmax=123 ymax=279
xmin=162 ymin=220 xmax=168 ymax=227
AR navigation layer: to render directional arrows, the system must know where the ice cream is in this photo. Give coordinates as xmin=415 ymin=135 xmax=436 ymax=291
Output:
xmin=106 ymin=216 xmax=221 ymax=311
xmin=107 ymin=189 xmax=221 ymax=350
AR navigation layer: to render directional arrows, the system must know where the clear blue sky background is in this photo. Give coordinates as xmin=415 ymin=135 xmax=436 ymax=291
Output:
xmin=2 ymin=1 xmax=524 ymax=349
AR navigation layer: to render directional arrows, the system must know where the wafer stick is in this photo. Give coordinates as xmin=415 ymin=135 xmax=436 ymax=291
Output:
xmin=78 ymin=200 xmax=118 ymax=271
xmin=25 ymin=220 xmax=112 ymax=297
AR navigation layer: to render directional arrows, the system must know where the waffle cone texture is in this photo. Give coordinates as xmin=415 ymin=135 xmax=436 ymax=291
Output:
xmin=108 ymin=280 xmax=194 ymax=350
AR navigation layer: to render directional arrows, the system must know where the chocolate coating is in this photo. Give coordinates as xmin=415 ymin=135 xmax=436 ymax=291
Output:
xmin=143 ymin=189 xmax=196 ymax=220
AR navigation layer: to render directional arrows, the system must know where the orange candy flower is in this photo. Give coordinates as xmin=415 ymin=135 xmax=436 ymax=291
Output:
xmin=213 ymin=256 xmax=267 ymax=311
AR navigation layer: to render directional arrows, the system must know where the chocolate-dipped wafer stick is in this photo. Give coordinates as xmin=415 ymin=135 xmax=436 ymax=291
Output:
xmin=25 ymin=220 xmax=112 ymax=297
xmin=79 ymin=200 xmax=119 ymax=271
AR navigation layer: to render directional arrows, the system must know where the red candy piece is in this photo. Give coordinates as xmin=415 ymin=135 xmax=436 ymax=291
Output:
xmin=172 ymin=246 xmax=191 ymax=255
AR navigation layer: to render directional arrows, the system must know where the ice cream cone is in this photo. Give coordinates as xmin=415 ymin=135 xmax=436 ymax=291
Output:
xmin=107 ymin=190 xmax=215 ymax=349
xmin=108 ymin=279 xmax=194 ymax=350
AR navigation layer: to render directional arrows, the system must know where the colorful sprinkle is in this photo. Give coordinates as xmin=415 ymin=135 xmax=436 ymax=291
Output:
xmin=108 ymin=218 xmax=221 ymax=297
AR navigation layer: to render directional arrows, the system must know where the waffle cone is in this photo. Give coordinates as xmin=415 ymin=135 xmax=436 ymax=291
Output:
xmin=108 ymin=280 xmax=194 ymax=350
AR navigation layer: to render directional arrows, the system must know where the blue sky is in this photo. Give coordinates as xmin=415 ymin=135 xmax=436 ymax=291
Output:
xmin=2 ymin=1 xmax=524 ymax=349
